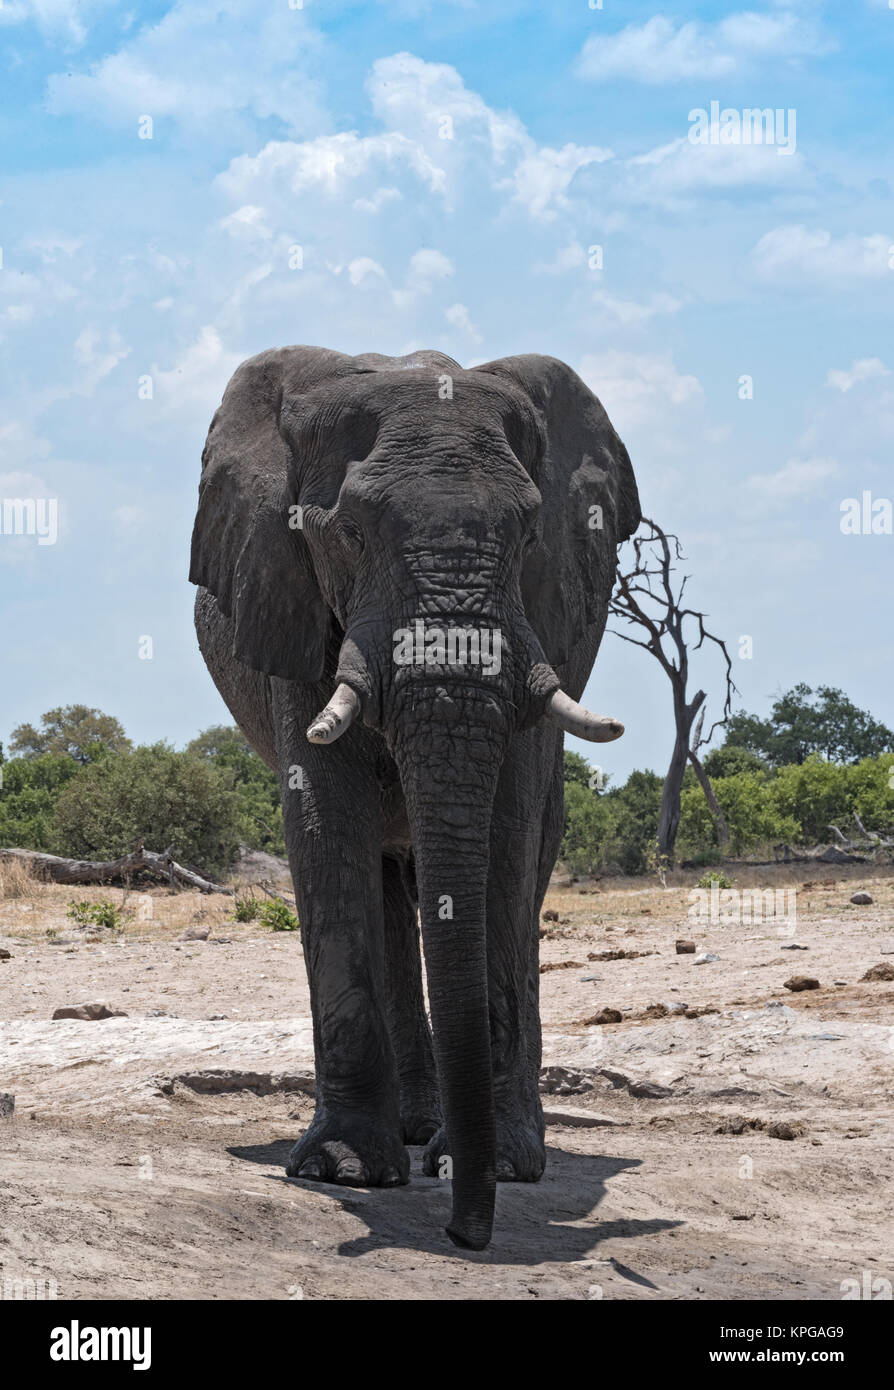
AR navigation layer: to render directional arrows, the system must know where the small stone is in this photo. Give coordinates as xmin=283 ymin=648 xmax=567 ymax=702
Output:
xmin=693 ymin=951 xmax=720 ymax=965
xmin=542 ymin=909 xmax=559 ymax=922
xmin=861 ymin=962 xmax=894 ymax=982
xmin=783 ymin=976 xmax=820 ymax=992
xmin=850 ymin=892 xmax=873 ymax=905
xmin=0 ymin=1093 xmax=14 ymax=1117
xmin=52 ymin=1002 xmax=128 ymax=1020
xmin=0 ymin=948 xmax=11 ymax=960
xmin=675 ymin=939 xmax=696 ymax=954
xmin=780 ymin=942 xmax=809 ymax=951
xmin=180 ymin=924 xmax=211 ymax=941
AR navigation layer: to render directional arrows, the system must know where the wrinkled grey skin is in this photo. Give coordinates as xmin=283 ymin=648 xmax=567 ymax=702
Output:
xmin=190 ymin=347 xmax=640 ymax=1250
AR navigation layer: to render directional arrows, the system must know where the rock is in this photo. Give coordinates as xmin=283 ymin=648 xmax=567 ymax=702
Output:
xmin=584 ymin=1008 xmax=623 ymax=1025
xmin=629 ymin=1079 xmax=673 ymax=1100
xmin=0 ymin=1093 xmax=14 ymax=1117
xmin=0 ymin=948 xmax=11 ymax=960
xmin=644 ymin=1003 xmax=668 ymax=1018
xmin=780 ymin=942 xmax=809 ymax=950
xmin=542 ymin=1106 xmax=618 ymax=1128
xmin=180 ymin=924 xmax=211 ymax=941
xmin=860 ymin=962 xmax=894 ymax=982
xmin=675 ymin=939 xmax=696 ymax=954
xmin=767 ymin=1120 xmax=806 ymax=1140
xmin=52 ymin=1002 xmax=128 ymax=1021
xmin=539 ymin=959 xmax=586 ymax=974
xmin=783 ymin=976 xmax=820 ymax=992
xmin=542 ymin=909 xmax=559 ymax=922
xmin=539 ymin=1065 xmax=595 ymax=1096
xmin=693 ymin=951 xmax=720 ymax=965
xmin=850 ymin=892 xmax=873 ymax=905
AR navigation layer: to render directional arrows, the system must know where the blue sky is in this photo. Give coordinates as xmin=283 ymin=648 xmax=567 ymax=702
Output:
xmin=1 ymin=0 xmax=892 ymax=783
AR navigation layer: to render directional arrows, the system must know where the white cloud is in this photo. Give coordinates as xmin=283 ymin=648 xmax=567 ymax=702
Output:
xmin=624 ymin=136 xmax=806 ymax=206
xmin=367 ymin=52 xmax=611 ymax=220
xmin=502 ymin=143 xmax=612 ymax=221
xmin=590 ymin=289 xmax=683 ymax=326
xmin=0 ymin=0 xmax=114 ymax=45
xmin=576 ymin=11 xmax=830 ymax=85
xmin=535 ymin=242 xmax=587 ymax=275
xmin=73 ymin=326 xmax=130 ymax=390
xmin=46 ymin=0 xmax=325 ymax=135
xmin=347 ymin=257 xmax=388 ymax=287
xmin=750 ymin=226 xmax=893 ymax=283
xmin=826 ymin=358 xmax=891 ymax=393
xmin=219 ymin=205 xmax=272 ymax=241
xmin=353 ymin=187 xmax=403 ymax=215
xmin=217 ymin=131 xmax=447 ymax=212
xmin=153 ymin=327 xmax=243 ymax=415
xmin=578 ymin=351 xmax=703 ymax=434
xmin=746 ymin=455 xmax=838 ymax=502
xmin=444 ymin=302 xmax=482 ymax=343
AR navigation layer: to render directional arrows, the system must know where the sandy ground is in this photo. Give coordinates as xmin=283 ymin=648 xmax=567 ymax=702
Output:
xmin=1 ymin=862 xmax=892 ymax=1301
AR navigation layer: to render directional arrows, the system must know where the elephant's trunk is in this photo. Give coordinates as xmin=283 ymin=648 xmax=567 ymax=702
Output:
xmin=392 ymin=695 xmax=502 ymax=1250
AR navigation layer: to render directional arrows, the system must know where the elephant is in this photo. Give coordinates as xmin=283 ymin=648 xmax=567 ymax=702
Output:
xmin=190 ymin=346 xmax=640 ymax=1251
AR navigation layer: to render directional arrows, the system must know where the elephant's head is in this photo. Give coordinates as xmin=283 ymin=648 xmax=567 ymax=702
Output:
xmin=190 ymin=346 xmax=640 ymax=1249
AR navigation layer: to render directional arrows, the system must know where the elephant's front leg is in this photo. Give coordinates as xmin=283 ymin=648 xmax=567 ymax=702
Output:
xmin=276 ymin=695 xmax=408 ymax=1188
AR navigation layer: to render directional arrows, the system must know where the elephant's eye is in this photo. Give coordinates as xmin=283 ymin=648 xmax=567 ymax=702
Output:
xmin=337 ymin=518 xmax=365 ymax=557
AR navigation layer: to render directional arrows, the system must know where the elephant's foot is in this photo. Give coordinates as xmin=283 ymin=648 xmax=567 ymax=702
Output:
xmin=286 ymin=1111 xmax=410 ymax=1187
xmin=421 ymin=1116 xmax=546 ymax=1182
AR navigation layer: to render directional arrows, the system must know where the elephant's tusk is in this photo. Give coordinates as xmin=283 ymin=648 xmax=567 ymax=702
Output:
xmin=545 ymin=689 xmax=624 ymax=743
xmin=306 ymin=683 xmax=361 ymax=745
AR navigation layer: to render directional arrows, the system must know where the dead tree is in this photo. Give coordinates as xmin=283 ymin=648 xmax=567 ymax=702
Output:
xmin=609 ymin=518 xmax=736 ymax=864
xmin=0 ymin=842 xmax=231 ymax=894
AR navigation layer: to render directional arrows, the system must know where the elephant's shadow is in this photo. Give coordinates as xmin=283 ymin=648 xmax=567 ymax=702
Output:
xmin=228 ymin=1139 xmax=680 ymax=1266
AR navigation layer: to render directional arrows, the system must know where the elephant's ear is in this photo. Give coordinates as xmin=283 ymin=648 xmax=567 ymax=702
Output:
xmin=189 ymin=346 xmax=357 ymax=682
xmin=476 ymin=353 xmax=641 ymax=670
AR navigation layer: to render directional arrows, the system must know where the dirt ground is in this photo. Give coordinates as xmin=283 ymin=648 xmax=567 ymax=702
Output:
xmin=1 ymin=861 xmax=892 ymax=1301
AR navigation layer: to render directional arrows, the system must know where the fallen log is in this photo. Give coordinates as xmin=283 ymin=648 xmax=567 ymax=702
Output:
xmin=0 ymin=844 xmax=231 ymax=895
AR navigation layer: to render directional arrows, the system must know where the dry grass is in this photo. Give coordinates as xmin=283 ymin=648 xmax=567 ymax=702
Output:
xmin=0 ymin=855 xmax=49 ymax=902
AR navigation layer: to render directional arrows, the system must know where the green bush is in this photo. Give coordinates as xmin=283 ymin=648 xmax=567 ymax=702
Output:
xmin=51 ymin=744 xmax=241 ymax=878
xmin=696 ymin=869 xmax=732 ymax=890
xmin=66 ymin=898 xmax=132 ymax=932
xmin=232 ymin=893 xmax=261 ymax=922
xmin=259 ymin=898 xmax=300 ymax=932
